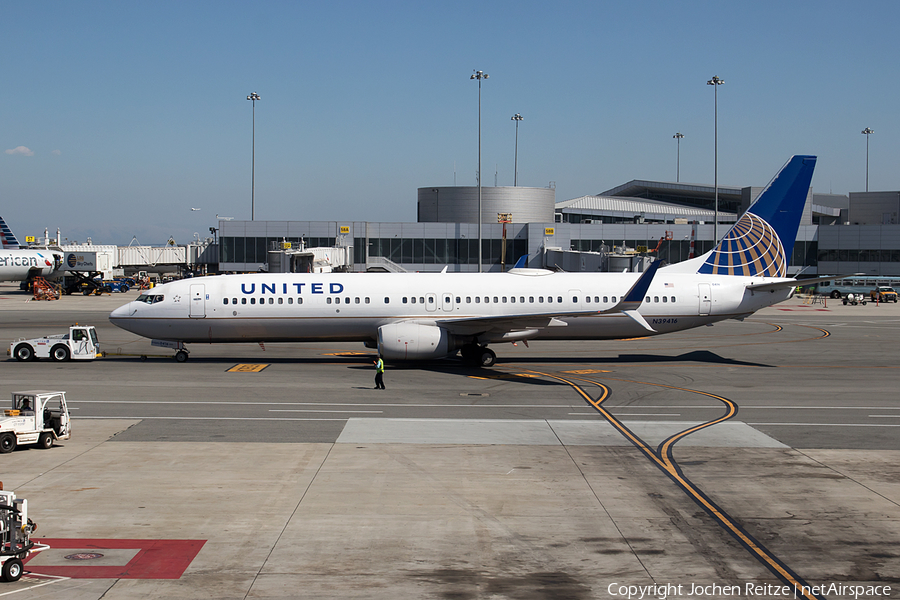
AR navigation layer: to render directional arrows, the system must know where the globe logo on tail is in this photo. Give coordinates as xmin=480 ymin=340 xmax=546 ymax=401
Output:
xmin=699 ymin=212 xmax=786 ymax=277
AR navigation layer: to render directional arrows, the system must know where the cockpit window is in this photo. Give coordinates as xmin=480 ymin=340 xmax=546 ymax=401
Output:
xmin=136 ymin=294 xmax=165 ymax=304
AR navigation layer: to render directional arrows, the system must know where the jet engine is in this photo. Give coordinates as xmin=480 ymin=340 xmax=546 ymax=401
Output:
xmin=377 ymin=322 xmax=459 ymax=361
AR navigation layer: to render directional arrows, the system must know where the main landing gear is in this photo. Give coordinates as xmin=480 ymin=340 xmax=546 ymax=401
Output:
xmin=460 ymin=344 xmax=496 ymax=367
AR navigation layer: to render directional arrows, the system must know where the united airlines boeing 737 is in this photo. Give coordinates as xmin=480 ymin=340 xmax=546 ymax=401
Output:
xmin=110 ymin=156 xmax=822 ymax=366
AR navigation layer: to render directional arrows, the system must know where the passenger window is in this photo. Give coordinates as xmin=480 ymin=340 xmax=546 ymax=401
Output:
xmin=345 ymin=298 xmax=350 ymax=304
xmin=520 ymin=296 xmax=525 ymax=303
xmin=654 ymin=296 xmax=659 ymax=303
xmin=612 ymin=296 xmax=617 ymax=302
xmin=529 ymin=296 xmax=534 ymax=303
xmin=603 ymin=296 xmax=608 ymax=303
xmin=384 ymin=297 xmax=390 ymax=304
xmin=427 ymin=297 xmax=433 ymax=304
xmin=502 ymin=296 xmax=507 ymax=303
xmin=278 ymin=298 xmax=283 ymax=304
xmin=585 ymin=296 xmax=591 ymax=303
xmin=539 ymin=297 xmax=544 ymax=303
xmin=671 ymin=296 xmax=676 ymax=302
xmin=269 ymin=298 xmax=274 ymax=304
xmin=403 ymin=297 xmax=408 ymax=304
xmin=646 ymin=296 xmax=651 ymax=303
xmin=355 ymin=297 xmax=360 ymax=304
xmin=326 ymin=298 xmax=332 ymax=304
xmin=558 ymin=297 xmax=563 ymax=303
xmin=409 ymin=297 xmax=414 ymax=304
xmin=223 ymin=299 xmax=228 ymax=305
xmin=484 ymin=297 xmax=490 ymax=303
xmin=242 ymin=298 xmax=247 ymax=304
xmin=455 ymin=297 xmax=461 ymax=303
xmin=510 ymin=296 xmax=516 ymax=303
xmin=662 ymin=296 xmax=667 ymax=303
xmin=288 ymin=298 xmax=293 ymax=304
xmin=475 ymin=297 xmax=480 ymax=303
xmin=420 ymin=297 xmax=425 ymax=304
xmin=365 ymin=297 xmax=370 ymax=304
xmin=466 ymin=297 xmax=471 ymax=303
xmin=594 ymin=296 xmax=599 ymax=303
xmin=493 ymin=296 xmax=498 ymax=303
xmin=547 ymin=296 xmax=552 ymax=303
xmin=299 ymin=298 xmax=304 ymax=304
xmin=251 ymin=298 xmax=256 ymax=305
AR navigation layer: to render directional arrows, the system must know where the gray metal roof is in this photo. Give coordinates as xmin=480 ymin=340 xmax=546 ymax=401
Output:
xmin=556 ymin=195 xmax=733 ymax=220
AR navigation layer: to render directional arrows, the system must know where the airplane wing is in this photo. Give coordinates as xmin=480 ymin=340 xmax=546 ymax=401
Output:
xmin=745 ymin=273 xmax=863 ymax=293
xmin=435 ymin=260 xmax=661 ymax=335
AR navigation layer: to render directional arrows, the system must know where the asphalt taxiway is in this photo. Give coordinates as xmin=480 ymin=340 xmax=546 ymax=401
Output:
xmin=0 ymin=286 xmax=898 ymax=599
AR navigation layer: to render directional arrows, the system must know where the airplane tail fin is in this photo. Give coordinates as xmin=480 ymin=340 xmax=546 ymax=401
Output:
xmin=695 ymin=155 xmax=816 ymax=277
xmin=0 ymin=217 xmax=21 ymax=249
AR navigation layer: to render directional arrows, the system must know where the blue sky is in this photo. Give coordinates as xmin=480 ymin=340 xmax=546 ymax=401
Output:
xmin=2 ymin=1 xmax=898 ymax=245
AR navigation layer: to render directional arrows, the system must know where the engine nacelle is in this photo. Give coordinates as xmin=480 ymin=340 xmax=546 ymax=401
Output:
xmin=377 ymin=322 xmax=457 ymax=361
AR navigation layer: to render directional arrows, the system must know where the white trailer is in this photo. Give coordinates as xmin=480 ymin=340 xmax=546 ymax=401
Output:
xmin=0 ymin=391 xmax=71 ymax=453
xmin=10 ymin=325 xmax=100 ymax=362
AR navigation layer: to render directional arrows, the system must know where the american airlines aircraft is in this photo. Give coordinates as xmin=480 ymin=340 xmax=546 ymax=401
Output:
xmin=110 ymin=155 xmax=821 ymax=366
xmin=0 ymin=217 xmax=63 ymax=283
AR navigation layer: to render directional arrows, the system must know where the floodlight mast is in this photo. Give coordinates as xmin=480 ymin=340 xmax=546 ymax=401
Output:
xmin=247 ymin=92 xmax=261 ymax=221
xmin=471 ymin=70 xmax=488 ymax=272
xmin=707 ymin=75 xmax=724 ymax=242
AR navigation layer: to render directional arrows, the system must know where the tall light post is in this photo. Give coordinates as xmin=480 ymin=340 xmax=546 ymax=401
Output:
xmin=673 ymin=132 xmax=684 ymax=182
xmin=707 ymin=75 xmax=724 ymax=242
xmin=470 ymin=70 xmax=488 ymax=272
xmin=246 ymin=92 xmax=261 ymax=221
xmin=862 ymin=127 xmax=874 ymax=192
xmin=511 ymin=113 xmax=523 ymax=186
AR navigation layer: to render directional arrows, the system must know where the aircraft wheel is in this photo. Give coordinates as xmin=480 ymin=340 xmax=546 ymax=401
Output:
xmin=0 ymin=433 xmax=16 ymax=454
xmin=830 ymin=290 xmax=841 ymax=299
xmin=38 ymin=432 xmax=54 ymax=449
xmin=478 ymin=348 xmax=496 ymax=368
xmin=2 ymin=558 xmax=23 ymax=582
xmin=51 ymin=345 xmax=70 ymax=362
xmin=13 ymin=344 xmax=35 ymax=362
xmin=175 ymin=350 xmax=189 ymax=363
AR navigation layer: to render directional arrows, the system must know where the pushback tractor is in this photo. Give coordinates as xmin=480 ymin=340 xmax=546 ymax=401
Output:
xmin=10 ymin=325 xmax=100 ymax=362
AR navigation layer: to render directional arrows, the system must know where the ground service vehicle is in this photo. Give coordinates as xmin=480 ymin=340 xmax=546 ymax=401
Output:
xmin=870 ymin=286 xmax=898 ymax=303
xmin=10 ymin=325 xmax=100 ymax=362
xmin=0 ymin=487 xmax=49 ymax=581
xmin=0 ymin=391 xmax=71 ymax=453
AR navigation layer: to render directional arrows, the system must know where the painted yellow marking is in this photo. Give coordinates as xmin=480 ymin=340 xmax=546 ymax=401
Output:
xmin=227 ymin=364 xmax=269 ymax=373
xmin=520 ymin=368 xmax=822 ymax=600
xmin=560 ymin=369 xmax=611 ymax=374
xmin=323 ymin=352 xmax=372 ymax=356
xmin=467 ymin=373 xmax=541 ymax=380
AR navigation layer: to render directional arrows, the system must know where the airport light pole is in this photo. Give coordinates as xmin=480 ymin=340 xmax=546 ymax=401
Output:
xmin=707 ymin=76 xmax=724 ymax=242
xmin=247 ymin=92 xmax=261 ymax=221
xmin=862 ymin=127 xmax=874 ymax=192
xmin=673 ymin=132 xmax=684 ymax=183
xmin=511 ymin=113 xmax=523 ymax=186
xmin=471 ymin=70 xmax=488 ymax=272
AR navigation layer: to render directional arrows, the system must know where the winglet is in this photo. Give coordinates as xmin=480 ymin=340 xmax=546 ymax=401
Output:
xmin=599 ymin=260 xmax=661 ymax=332
xmin=512 ymin=255 xmax=528 ymax=269
xmin=619 ymin=260 xmax=661 ymax=310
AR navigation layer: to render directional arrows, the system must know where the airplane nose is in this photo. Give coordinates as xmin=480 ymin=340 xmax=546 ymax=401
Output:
xmin=109 ymin=302 xmax=136 ymax=322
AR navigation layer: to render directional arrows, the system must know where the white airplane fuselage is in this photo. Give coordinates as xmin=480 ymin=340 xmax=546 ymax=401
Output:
xmin=109 ymin=269 xmax=792 ymax=351
xmin=0 ymin=249 xmax=63 ymax=282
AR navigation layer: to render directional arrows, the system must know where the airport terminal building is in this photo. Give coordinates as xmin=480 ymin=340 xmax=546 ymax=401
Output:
xmin=215 ymin=181 xmax=900 ymax=277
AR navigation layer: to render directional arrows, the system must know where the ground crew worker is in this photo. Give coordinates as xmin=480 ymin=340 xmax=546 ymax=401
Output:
xmin=374 ymin=356 xmax=385 ymax=390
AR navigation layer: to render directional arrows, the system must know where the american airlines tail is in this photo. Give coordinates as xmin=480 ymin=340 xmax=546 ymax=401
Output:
xmin=0 ymin=217 xmax=22 ymax=249
xmin=665 ymin=155 xmax=816 ymax=277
